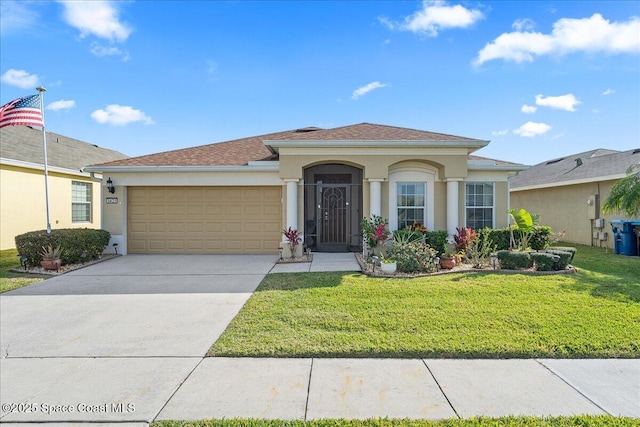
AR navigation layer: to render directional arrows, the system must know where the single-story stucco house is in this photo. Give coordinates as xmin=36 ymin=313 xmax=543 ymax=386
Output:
xmin=510 ymin=148 xmax=640 ymax=249
xmin=85 ymin=123 xmax=527 ymax=255
xmin=0 ymin=126 xmax=128 ymax=250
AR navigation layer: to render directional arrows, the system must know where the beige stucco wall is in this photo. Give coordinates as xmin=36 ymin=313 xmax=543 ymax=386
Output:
xmin=0 ymin=164 xmax=101 ymax=249
xmin=510 ymin=179 xmax=638 ymax=248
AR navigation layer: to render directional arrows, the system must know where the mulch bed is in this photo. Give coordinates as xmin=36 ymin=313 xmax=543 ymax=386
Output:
xmin=355 ymin=253 xmax=577 ymax=278
xmin=275 ymin=254 xmax=313 ymax=264
xmin=10 ymin=254 xmax=120 ymax=276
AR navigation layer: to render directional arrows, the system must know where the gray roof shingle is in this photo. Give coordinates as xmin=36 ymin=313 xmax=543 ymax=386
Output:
xmin=509 ymin=148 xmax=640 ymax=189
xmin=0 ymin=126 xmax=127 ymax=170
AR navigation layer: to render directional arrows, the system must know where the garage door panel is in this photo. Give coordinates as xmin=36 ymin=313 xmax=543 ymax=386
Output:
xmin=128 ymin=186 xmax=282 ymax=254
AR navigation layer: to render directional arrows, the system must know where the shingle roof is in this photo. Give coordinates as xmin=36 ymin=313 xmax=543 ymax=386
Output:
xmin=509 ymin=148 xmax=640 ymax=189
xmin=93 ymin=122 xmax=488 ymax=168
xmin=0 ymin=126 xmax=127 ymax=170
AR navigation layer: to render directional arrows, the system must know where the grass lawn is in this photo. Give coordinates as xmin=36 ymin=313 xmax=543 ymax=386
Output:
xmin=151 ymin=415 xmax=636 ymax=427
xmin=209 ymin=243 xmax=640 ymax=358
xmin=0 ymin=249 xmax=46 ymax=293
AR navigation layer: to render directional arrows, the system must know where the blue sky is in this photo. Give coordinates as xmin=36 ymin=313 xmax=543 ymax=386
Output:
xmin=1 ymin=0 xmax=639 ymax=166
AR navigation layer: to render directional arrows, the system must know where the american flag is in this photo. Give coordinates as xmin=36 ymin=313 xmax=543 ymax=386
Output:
xmin=0 ymin=94 xmax=44 ymax=128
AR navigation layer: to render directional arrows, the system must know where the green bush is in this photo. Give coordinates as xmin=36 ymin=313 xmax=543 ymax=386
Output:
xmin=390 ymin=242 xmax=438 ymax=273
xmin=484 ymin=228 xmax=511 ymax=250
xmin=530 ymin=252 xmax=556 ymax=271
xmin=15 ymin=228 xmax=111 ymax=266
xmin=392 ymin=229 xmax=423 ymax=244
xmin=497 ymin=250 xmax=531 ymax=270
xmin=552 ymin=246 xmax=577 ymax=262
xmin=424 ymin=230 xmax=448 ymax=256
xmin=529 ymin=226 xmax=552 ymax=250
xmin=546 ymin=249 xmax=572 ymax=270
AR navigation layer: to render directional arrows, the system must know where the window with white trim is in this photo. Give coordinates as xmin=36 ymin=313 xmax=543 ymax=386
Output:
xmin=396 ymin=182 xmax=426 ymax=229
xmin=465 ymin=182 xmax=493 ymax=229
xmin=72 ymin=181 xmax=92 ymax=223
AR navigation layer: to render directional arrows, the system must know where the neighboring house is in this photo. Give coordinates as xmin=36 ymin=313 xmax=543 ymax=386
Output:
xmin=85 ymin=123 xmax=526 ymax=255
xmin=0 ymin=126 xmax=128 ymax=249
xmin=510 ymin=148 xmax=640 ymax=248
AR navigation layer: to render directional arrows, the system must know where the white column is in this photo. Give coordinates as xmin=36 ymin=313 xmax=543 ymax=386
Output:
xmin=446 ymin=179 xmax=461 ymax=242
xmin=285 ymin=179 xmax=299 ymax=230
xmin=369 ymin=179 xmax=383 ymax=217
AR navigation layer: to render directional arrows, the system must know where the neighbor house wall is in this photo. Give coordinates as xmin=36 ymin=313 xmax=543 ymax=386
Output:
xmin=510 ymin=179 xmax=637 ymax=248
xmin=0 ymin=164 xmax=101 ymax=249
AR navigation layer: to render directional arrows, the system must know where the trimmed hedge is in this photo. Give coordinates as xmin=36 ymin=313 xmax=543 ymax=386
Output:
xmin=546 ymin=249 xmax=572 ymax=270
xmin=551 ymin=246 xmax=577 ymax=262
xmin=530 ymin=252 xmax=556 ymax=271
xmin=479 ymin=226 xmax=553 ymax=251
xmin=424 ymin=230 xmax=448 ymax=256
xmin=496 ymin=250 xmax=531 ymax=270
xmin=15 ymin=228 xmax=111 ymax=266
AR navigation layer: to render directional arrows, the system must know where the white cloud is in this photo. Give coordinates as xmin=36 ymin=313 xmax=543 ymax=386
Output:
xmin=91 ymin=104 xmax=154 ymax=126
xmin=1 ymin=69 xmax=39 ymax=89
xmin=47 ymin=99 xmax=75 ymax=111
xmin=592 ymin=109 xmax=600 ymax=114
xmin=380 ymin=0 xmax=484 ymax=37
xmin=58 ymin=0 xmax=132 ymax=42
xmin=512 ymin=18 xmax=536 ymax=32
xmin=90 ymin=42 xmax=129 ymax=60
xmin=474 ymin=13 xmax=640 ymax=66
xmin=513 ymin=121 xmax=552 ymax=137
xmin=603 ymin=88 xmax=616 ymax=95
xmin=352 ymin=81 xmax=388 ymax=100
xmin=492 ymin=129 xmax=509 ymax=136
xmin=0 ymin=0 xmax=38 ymax=35
xmin=535 ymin=93 xmax=580 ymax=111
xmin=521 ymin=104 xmax=537 ymax=114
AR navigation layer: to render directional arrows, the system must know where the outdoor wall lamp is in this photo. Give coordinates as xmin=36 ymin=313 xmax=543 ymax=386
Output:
xmin=106 ymin=177 xmax=115 ymax=194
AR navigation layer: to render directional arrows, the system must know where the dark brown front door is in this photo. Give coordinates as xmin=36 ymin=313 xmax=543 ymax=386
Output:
xmin=317 ymin=184 xmax=351 ymax=252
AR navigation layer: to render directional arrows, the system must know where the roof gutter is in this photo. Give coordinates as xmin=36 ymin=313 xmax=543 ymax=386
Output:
xmin=509 ymin=173 xmax=627 ymax=192
xmin=468 ymin=164 xmax=529 ymax=171
xmin=1 ymin=157 xmax=99 ymax=178
xmin=265 ymin=139 xmax=490 ymax=150
xmin=83 ymin=163 xmax=280 ymax=173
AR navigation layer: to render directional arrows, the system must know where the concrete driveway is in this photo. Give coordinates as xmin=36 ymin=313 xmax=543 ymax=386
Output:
xmin=0 ymin=254 xmax=274 ymax=424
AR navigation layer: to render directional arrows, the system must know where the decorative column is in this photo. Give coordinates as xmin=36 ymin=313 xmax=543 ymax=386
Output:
xmin=446 ymin=179 xmax=462 ymax=242
xmin=285 ymin=179 xmax=299 ymax=231
xmin=369 ymin=179 xmax=383 ymax=217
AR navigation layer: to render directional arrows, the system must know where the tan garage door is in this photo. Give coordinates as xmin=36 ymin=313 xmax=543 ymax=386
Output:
xmin=127 ymin=186 xmax=282 ymax=254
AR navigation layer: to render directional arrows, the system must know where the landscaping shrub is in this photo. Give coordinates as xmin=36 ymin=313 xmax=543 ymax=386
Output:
xmin=484 ymin=228 xmax=511 ymax=250
xmin=529 ymin=226 xmax=552 ymax=250
xmin=530 ymin=252 xmax=556 ymax=271
xmin=392 ymin=229 xmax=423 ymax=244
xmin=496 ymin=250 xmax=531 ymax=270
xmin=454 ymin=226 xmax=476 ymax=253
xmin=465 ymin=230 xmax=496 ymax=268
xmin=390 ymin=242 xmax=438 ymax=273
xmin=15 ymin=228 xmax=111 ymax=266
xmin=423 ymin=230 xmax=448 ymax=256
xmin=551 ymin=246 xmax=577 ymax=262
xmin=546 ymin=249 xmax=572 ymax=270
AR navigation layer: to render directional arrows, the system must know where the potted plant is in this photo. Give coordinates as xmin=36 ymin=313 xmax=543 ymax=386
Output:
xmin=283 ymin=227 xmax=302 ymax=259
xmin=439 ymin=248 xmax=456 ymax=270
xmin=40 ymin=245 xmax=62 ymax=271
xmin=379 ymin=252 xmax=397 ymax=274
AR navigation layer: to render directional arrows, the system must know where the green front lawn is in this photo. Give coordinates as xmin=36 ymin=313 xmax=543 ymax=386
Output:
xmin=152 ymin=415 xmax=636 ymax=427
xmin=0 ymin=249 xmax=46 ymax=293
xmin=209 ymin=244 xmax=640 ymax=358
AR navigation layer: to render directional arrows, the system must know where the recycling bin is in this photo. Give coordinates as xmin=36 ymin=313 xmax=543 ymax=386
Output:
xmin=610 ymin=220 xmax=640 ymax=256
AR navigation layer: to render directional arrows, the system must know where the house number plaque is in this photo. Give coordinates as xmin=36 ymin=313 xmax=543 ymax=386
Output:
xmin=106 ymin=197 xmax=118 ymax=204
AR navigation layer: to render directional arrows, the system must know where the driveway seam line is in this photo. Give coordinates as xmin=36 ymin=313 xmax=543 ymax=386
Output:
xmin=422 ymin=359 xmax=460 ymax=419
xmin=303 ymin=358 xmax=314 ymax=421
xmin=151 ymin=356 xmax=206 ymax=423
xmin=534 ymin=359 xmax=611 ymax=416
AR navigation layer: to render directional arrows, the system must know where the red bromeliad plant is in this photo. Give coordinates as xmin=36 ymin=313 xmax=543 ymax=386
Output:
xmin=283 ymin=227 xmax=302 ymax=258
xmin=454 ymin=226 xmax=476 ymax=253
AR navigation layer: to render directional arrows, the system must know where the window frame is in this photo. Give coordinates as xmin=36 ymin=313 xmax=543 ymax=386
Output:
xmin=396 ymin=181 xmax=426 ymax=230
xmin=464 ymin=181 xmax=495 ymax=229
xmin=71 ymin=181 xmax=92 ymax=223
xmin=388 ymin=168 xmax=436 ymax=232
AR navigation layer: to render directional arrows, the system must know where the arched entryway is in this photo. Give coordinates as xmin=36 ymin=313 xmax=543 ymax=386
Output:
xmin=303 ymin=164 xmax=363 ymax=252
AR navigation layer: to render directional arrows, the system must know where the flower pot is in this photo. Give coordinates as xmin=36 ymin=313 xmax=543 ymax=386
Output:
xmin=380 ymin=262 xmax=397 ymax=274
xmin=40 ymin=259 xmax=62 ymax=271
xmin=439 ymin=257 xmax=456 ymax=270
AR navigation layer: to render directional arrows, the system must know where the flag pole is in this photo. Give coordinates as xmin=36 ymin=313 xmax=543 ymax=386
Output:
xmin=36 ymin=86 xmax=51 ymax=234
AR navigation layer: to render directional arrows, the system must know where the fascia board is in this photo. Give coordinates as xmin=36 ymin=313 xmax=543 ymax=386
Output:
xmin=1 ymin=157 xmax=95 ymax=178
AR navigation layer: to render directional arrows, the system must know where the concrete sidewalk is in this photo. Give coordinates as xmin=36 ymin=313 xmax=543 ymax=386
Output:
xmin=156 ymin=358 xmax=639 ymax=421
xmin=269 ymin=252 xmax=361 ymax=273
